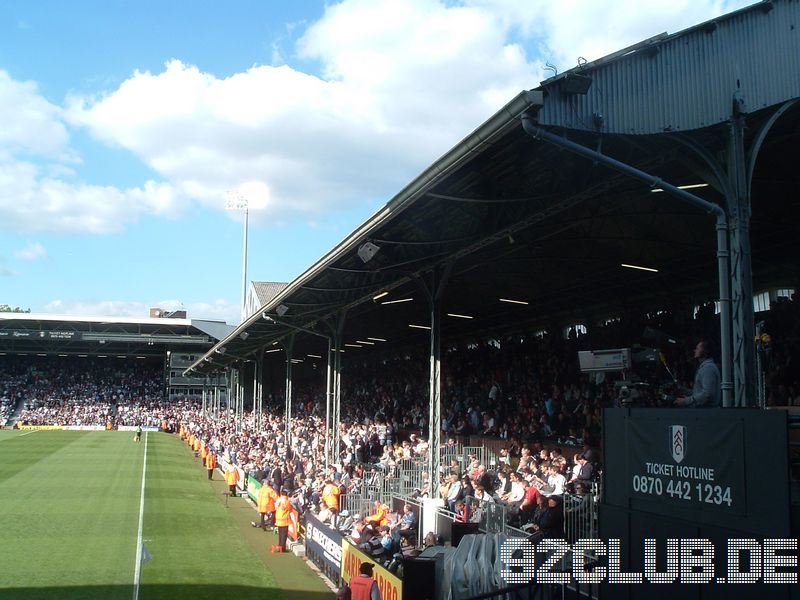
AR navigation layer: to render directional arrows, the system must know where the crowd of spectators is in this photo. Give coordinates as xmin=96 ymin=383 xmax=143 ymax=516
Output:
xmin=1 ymin=293 xmax=797 ymax=552
xmin=2 ymin=356 xmax=162 ymax=426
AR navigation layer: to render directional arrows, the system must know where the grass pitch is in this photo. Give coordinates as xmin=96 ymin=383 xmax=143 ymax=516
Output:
xmin=0 ymin=430 xmax=330 ymax=600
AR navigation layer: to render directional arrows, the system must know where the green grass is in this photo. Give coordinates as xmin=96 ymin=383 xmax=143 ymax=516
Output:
xmin=0 ymin=431 xmax=331 ymax=600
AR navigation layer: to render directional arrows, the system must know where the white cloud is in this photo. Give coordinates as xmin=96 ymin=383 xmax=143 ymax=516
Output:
xmin=468 ymin=0 xmax=753 ymax=72
xmin=3 ymin=0 xmax=753 ymax=236
xmin=0 ymin=157 xmax=184 ymax=233
xmin=40 ymin=298 xmax=239 ymax=324
xmin=0 ymin=69 xmax=188 ymax=234
xmin=0 ymin=70 xmax=68 ymax=156
xmin=13 ymin=241 xmax=47 ymax=261
xmin=63 ymin=0 xmax=750 ymax=227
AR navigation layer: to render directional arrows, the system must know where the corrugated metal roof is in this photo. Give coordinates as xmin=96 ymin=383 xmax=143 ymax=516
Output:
xmin=536 ymin=0 xmax=800 ymax=134
xmin=190 ymin=319 xmax=235 ymax=341
xmin=251 ymin=281 xmax=288 ymax=306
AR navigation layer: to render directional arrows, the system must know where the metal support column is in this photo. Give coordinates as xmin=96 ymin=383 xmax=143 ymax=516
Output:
xmin=728 ymin=114 xmax=756 ymax=407
xmin=284 ymin=335 xmax=295 ymax=446
xmin=332 ymin=333 xmax=342 ymax=467
xmin=416 ymin=265 xmax=449 ymax=489
xmin=325 ymin=336 xmax=334 ymax=471
xmin=226 ymin=372 xmax=232 ymax=425
xmin=253 ymin=357 xmax=262 ymax=431
xmin=213 ymin=384 xmax=219 ymax=420
xmin=427 ymin=295 xmax=442 ymax=486
xmin=202 ymin=380 xmax=207 ymax=416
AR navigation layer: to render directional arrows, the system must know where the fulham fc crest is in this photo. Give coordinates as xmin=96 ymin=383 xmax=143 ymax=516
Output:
xmin=669 ymin=425 xmax=686 ymax=464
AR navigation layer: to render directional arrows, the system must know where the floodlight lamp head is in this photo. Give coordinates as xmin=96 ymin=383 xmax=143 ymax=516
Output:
xmin=240 ymin=331 xmax=249 ymax=341
xmin=276 ymin=304 xmax=289 ymax=317
xmin=215 ymin=347 xmax=226 ymax=355
xmin=357 ymin=241 xmax=381 ymax=264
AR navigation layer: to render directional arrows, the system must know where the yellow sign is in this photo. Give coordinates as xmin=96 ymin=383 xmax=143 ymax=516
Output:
xmin=341 ymin=540 xmax=403 ymax=600
xmin=18 ymin=425 xmax=63 ymax=431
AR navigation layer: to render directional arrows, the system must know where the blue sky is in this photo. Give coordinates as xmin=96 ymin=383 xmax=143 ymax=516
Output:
xmin=0 ymin=0 xmax=750 ymax=323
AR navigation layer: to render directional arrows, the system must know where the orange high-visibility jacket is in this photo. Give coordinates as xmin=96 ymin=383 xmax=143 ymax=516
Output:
xmin=200 ymin=444 xmax=208 ymax=461
xmin=193 ymin=437 xmax=201 ymax=452
xmin=257 ymin=483 xmax=277 ymax=513
xmin=275 ymin=495 xmax=292 ymax=526
xmin=205 ymin=453 xmax=217 ymax=470
xmin=322 ymin=483 xmax=341 ymax=510
xmin=225 ymin=467 xmax=239 ymax=486
xmin=365 ymin=504 xmax=389 ymax=528
xmin=348 ymin=576 xmax=375 ymax=600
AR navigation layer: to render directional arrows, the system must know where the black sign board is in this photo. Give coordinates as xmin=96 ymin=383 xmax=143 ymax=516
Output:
xmin=304 ymin=512 xmax=343 ymax=585
xmin=603 ymin=408 xmax=788 ymax=535
xmin=601 ymin=408 xmax=792 ymax=599
xmin=627 ymin=415 xmax=746 ymax=515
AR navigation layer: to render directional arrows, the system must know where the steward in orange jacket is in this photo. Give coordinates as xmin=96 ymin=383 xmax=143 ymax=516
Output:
xmin=254 ymin=481 xmax=277 ymax=528
xmin=349 ymin=563 xmax=380 ymax=600
xmin=364 ymin=500 xmax=389 ymax=528
xmin=273 ymin=488 xmax=293 ymax=552
xmin=225 ymin=466 xmax=239 ymax=496
xmin=205 ymin=452 xmax=216 ymax=480
xmin=200 ymin=443 xmax=208 ymax=462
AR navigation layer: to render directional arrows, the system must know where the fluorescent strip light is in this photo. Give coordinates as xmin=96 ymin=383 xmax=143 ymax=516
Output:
xmin=345 ymin=343 xmax=363 ymax=348
xmin=117 ymin=355 xmax=126 ymax=359
xmin=136 ymin=356 xmax=147 ymax=359
xmin=58 ymin=354 xmax=68 ymax=357
xmin=78 ymin=354 xmax=88 ymax=358
xmin=409 ymin=324 xmax=432 ymax=330
xmin=651 ymin=183 xmax=709 ymax=193
xmin=98 ymin=355 xmax=107 ymax=358
xmin=37 ymin=353 xmax=47 ymax=357
xmin=621 ymin=263 xmax=659 ymax=273
xmin=356 ymin=340 xmax=375 ymax=345
xmin=307 ymin=354 xmax=322 ymax=359
xmin=367 ymin=337 xmax=387 ymax=342
xmin=372 ymin=291 xmax=389 ymax=301
xmin=382 ymin=298 xmax=413 ymax=305
xmin=265 ymin=348 xmax=282 ymax=353
xmin=291 ymin=358 xmax=304 ymax=363
xmin=499 ymin=298 xmax=529 ymax=305
xmin=447 ymin=313 xmax=473 ymax=320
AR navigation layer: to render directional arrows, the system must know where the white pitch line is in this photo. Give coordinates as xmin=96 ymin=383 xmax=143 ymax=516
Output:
xmin=18 ymin=430 xmax=37 ymax=437
xmin=133 ymin=432 xmax=148 ymax=600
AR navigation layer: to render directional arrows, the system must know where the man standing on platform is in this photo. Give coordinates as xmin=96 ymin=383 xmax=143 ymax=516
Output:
xmin=674 ymin=339 xmax=721 ymax=407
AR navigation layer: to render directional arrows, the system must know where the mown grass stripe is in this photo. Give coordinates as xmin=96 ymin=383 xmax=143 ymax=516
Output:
xmin=133 ymin=432 xmax=148 ymax=600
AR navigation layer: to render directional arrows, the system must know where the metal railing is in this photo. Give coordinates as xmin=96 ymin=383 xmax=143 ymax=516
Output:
xmin=563 ymin=489 xmax=598 ymax=543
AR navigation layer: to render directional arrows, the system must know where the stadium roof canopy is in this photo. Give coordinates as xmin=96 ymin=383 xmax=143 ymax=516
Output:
xmin=0 ymin=313 xmax=233 ymax=357
xmin=189 ymin=0 xmax=800 ymax=375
